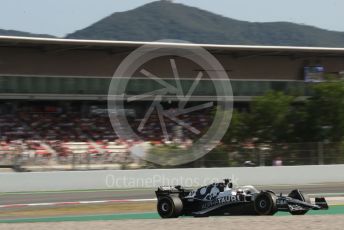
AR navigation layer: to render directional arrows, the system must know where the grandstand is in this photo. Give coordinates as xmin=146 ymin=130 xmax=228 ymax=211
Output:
xmin=1 ymin=36 xmax=344 ymax=170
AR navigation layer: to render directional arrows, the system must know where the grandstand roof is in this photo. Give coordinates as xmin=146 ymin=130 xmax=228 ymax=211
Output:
xmin=1 ymin=36 xmax=344 ymax=57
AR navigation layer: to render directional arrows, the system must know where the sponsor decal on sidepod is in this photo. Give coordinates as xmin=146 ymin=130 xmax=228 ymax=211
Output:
xmin=201 ymin=195 xmax=243 ymax=209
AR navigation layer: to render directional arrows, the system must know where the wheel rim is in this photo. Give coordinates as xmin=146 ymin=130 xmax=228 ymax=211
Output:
xmin=161 ymin=202 xmax=170 ymax=212
xmin=259 ymin=200 xmax=267 ymax=209
xmin=255 ymin=194 xmax=273 ymax=215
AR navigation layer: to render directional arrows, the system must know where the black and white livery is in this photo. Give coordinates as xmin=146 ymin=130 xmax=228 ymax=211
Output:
xmin=155 ymin=179 xmax=328 ymax=218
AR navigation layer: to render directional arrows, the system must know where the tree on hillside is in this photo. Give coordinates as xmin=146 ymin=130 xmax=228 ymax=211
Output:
xmin=223 ymin=110 xmax=250 ymax=143
xmin=307 ymin=79 xmax=344 ymax=142
xmin=213 ymin=82 xmax=344 ymax=166
xmin=249 ymin=91 xmax=294 ymax=143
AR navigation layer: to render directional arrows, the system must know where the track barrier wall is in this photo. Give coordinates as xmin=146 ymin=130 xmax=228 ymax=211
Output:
xmin=1 ymin=165 xmax=344 ymax=192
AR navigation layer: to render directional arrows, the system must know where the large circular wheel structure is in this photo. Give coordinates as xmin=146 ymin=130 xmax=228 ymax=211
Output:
xmin=157 ymin=196 xmax=183 ymax=218
xmin=254 ymin=192 xmax=278 ymax=215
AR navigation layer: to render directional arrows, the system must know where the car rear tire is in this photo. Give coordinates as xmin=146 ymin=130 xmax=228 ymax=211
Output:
xmin=157 ymin=196 xmax=183 ymax=218
xmin=254 ymin=192 xmax=277 ymax=215
xmin=288 ymin=190 xmax=310 ymax=215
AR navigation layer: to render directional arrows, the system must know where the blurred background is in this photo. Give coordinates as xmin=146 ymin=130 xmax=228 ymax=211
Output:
xmin=1 ymin=0 xmax=344 ymax=171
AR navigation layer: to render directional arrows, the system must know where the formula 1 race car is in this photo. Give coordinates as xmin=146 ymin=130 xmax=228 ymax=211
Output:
xmin=155 ymin=179 xmax=328 ymax=218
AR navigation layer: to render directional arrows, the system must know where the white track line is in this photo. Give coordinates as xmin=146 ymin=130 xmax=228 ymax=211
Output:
xmin=0 ymin=198 xmax=157 ymax=209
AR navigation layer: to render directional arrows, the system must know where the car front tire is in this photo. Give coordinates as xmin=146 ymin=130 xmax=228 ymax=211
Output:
xmin=254 ymin=191 xmax=278 ymax=215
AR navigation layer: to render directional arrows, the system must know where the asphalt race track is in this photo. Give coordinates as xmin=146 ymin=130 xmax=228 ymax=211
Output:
xmin=1 ymin=182 xmax=344 ymax=205
xmin=1 ymin=215 xmax=344 ymax=230
xmin=0 ymin=182 xmax=344 ymax=225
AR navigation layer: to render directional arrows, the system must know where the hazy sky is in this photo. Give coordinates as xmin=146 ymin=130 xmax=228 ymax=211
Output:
xmin=0 ymin=0 xmax=343 ymax=37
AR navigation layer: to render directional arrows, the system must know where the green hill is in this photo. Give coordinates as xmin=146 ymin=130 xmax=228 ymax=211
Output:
xmin=66 ymin=1 xmax=344 ymax=47
xmin=0 ymin=29 xmax=55 ymax=38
